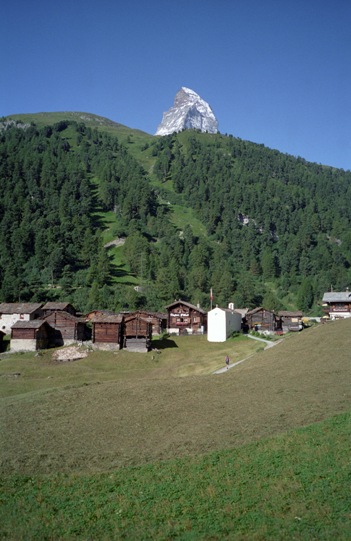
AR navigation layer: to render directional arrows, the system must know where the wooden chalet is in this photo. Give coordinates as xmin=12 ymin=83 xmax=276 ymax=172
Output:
xmin=91 ymin=314 xmax=124 ymax=350
xmin=11 ymin=320 xmax=52 ymax=352
xmin=245 ymin=307 xmax=279 ymax=333
xmin=122 ymin=310 xmax=167 ymax=336
xmin=165 ymin=300 xmax=207 ymax=335
xmin=124 ymin=313 xmax=152 ymax=352
xmin=277 ymin=311 xmax=303 ymax=332
xmin=322 ymin=290 xmax=351 ymax=319
xmin=42 ymin=302 xmax=77 ymax=318
xmin=43 ymin=311 xmax=88 ymax=346
xmin=0 ymin=303 xmax=43 ymax=335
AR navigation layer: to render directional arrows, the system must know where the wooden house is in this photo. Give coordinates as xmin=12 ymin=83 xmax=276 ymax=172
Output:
xmin=207 ymin=306 xmax=242 ymax=342
xmin=165 ymin=300 xmax=207 ymax=335
xmin=0 ymin=303 xmax=43 ymax=335
xmin=122 ymin=310 xmax=167 ymax=336
xmin=43 ymin=311 xmax=88 ymax=346
xmin=11 ymin=320 xmax=52 ymax=352
xmin=322 ymin=290 xmax=351 ymax=319
xmin=124 ymin=313 xmax=152 ymax=352
xmin=91 ymin=314 xmax=124 ymax=350
xmin=277 ymin=311 xmax=303 ymax=332
xmin=42 ymin=302 xmax=77 ymax=318
xmin=245 ymin=307 xmax=278 ymax=333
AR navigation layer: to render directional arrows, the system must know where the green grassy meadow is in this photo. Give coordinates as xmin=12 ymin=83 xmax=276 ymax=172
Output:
xmin=1 ymin=320 xmax=351 ymax=539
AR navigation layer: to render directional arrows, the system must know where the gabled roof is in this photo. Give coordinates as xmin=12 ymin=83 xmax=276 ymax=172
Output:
xmin=124 ymin=313 xmax=153 ymax=323
xmin=92 ymin=314 xmax=123 ymax=324
xmin=12 ymin=320 xmax=48 ymax=329
xmin=0 ymin=303 xmax=42 ymax=314
xmin=234 ymin=308 xmax=249 ymax=317
xmin=123 ymin=310 xmax=167 ymax=319
xmin=246 ymin=307 xmax=275 ymax=316
xmin=43 ymin=312 xmax=86 ymax=323
xmin=322 ymin=291 xmax=351 ymax=303
xmin=278 ymin=311 xmax=303 ymax=317
xmin=165 ymin=299 xmax=206 ymax=315
xmin=42 ymin=302 xmax=74 ymax=310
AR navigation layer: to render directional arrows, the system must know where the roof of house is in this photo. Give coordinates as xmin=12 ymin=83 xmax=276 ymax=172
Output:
xmin=322 ymin=291 xmax=351 ymax=303
xmin=92 ymin=314 xmax=123 ymax=324
xmin=209 ymin=306 xmax=243 ymax=315
xmin=12 ymin=320 xmax=48 ymax=329
xmin=43 ymin=312 xmax=86 ymax=324
xmin=278 ymin=311 xmax=303 ymax=317
xmin=165 ymin=299 xmax=206 ymax=315
xmin=234 ymin=308 xmax=249 ymax=317
xmin=124 ymin=314 xmax=153 ymax=323
xmin=122 ymin=310 xmax=167 ymax=319
xmin=42 ymin=302 xmax=74 ymax=310
xmin=246 ymin=307 xmax=275 ymax=316
xmin=0 ymin=303 xmax=43 ymax=314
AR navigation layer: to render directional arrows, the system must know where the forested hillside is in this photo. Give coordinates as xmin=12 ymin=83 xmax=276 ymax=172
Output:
xmin=1 ymin=116 xmax=351 ymax=313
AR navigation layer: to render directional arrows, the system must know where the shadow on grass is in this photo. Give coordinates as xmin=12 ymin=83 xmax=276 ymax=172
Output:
xmin=152 ymin=338 xmax=178 ymax=350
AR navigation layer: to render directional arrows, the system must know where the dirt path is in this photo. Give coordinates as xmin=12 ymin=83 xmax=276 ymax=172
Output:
xmin=213 ymin=335 xmax=282 ymax=374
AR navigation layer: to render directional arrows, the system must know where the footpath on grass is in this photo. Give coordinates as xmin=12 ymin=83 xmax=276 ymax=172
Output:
xmin=213 ymin=334 xmax=282 ymax=374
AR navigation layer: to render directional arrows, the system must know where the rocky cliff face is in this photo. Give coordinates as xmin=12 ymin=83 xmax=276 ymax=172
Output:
xmin=155 ymin=87 xmax=219 ymax=136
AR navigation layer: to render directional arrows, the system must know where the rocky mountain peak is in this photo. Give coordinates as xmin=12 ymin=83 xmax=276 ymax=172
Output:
xmin=155 ymin=87 xmax=219 ymax=136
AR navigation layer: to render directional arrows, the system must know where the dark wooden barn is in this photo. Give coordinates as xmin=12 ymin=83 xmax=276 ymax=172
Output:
xmin=245 ymin=307 xmax=278 ymax=333
xmin=122 ymin=310 xmax=167 ymax=336
xmin=277 ymin=311 xmax=303 ymax=332
xmin=165 ymin=300 xmax=207 ymax=335
xmin=124 ymin=313 xmax=152 ymax=352
xmin=11 ymin=320 xmax=52 ymax=352
xmin=43 ymin=311 xmax=88 ymax=346
xmin=91 ymin=314 xmax=124 ymax=350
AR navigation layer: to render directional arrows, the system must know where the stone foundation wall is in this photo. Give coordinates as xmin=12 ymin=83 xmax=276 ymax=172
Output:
xmin=11 ymin=339 xmax=37 ymax=352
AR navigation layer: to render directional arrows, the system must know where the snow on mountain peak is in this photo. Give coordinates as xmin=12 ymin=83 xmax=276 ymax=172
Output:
xmin=155 ymin=87 xmax=219 ymax=136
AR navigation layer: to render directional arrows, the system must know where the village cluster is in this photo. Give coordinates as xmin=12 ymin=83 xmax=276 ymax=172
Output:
xmin=0 ymin=291 xmax=349 ymax=354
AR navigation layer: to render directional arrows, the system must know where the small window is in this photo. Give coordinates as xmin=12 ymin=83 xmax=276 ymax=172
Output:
xmin=20 ymin=314 xmax=24 ymax=319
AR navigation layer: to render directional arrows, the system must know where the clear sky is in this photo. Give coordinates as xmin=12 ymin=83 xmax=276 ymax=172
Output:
xmin=2 ymin=0 xmax=351 ymax=170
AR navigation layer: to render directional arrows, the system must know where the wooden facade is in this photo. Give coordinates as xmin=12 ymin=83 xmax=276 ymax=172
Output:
xmin=245 ymin=307 xmax=278 ymax=333
xmin=91 ymin=314 xmax=123 ymax=350
xmin=11 ymin=320 xmax=52 ymax=351
xmin=43 ymin=311 xmax=87 ymax=346
xmin=122 ymin=310 xmax=167 ymax=336
xmin=322 ymin=291 xmax=351 ymax=319
xmin=278 ymin=311 xmax=303 ymax=332
xmin=42 ymin=302 xmax=77 ymax=318
xmin=124 ymin=313 xmax=152 ymax=352
xmin=166 ymin=300 xmax=207 ymax=335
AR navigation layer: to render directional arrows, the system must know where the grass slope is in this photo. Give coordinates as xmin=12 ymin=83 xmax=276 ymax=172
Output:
xmin=1 ymin=412 xmax=349 ymax=540
xmin=1 ymin=320 xmax=350 ymax=476
xmin=1 ymin=320 xmax=350 ymax=539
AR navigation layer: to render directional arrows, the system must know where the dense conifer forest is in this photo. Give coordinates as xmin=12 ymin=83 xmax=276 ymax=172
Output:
xmin=1 ymin=116 xmax=350 ymax=313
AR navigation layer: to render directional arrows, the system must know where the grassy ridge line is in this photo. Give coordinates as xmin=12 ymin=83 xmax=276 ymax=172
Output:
xmin=1 ymin=411 xmax=350 ymax=540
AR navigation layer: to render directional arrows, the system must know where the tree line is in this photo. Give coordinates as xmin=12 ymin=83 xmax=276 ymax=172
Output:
xmin=1 ymin=120 xmax=350 ymax=314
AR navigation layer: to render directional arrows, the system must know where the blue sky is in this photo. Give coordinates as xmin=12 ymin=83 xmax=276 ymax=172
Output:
xmin=2 ymin=0 xmax=351 ymax=170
